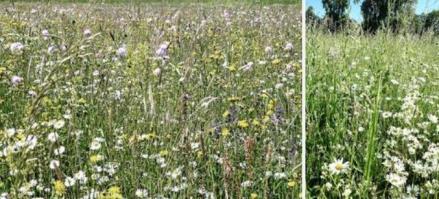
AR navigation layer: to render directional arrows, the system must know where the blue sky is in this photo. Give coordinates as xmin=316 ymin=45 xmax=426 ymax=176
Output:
xmin=306 ymin=0 xmax=439 ymax=22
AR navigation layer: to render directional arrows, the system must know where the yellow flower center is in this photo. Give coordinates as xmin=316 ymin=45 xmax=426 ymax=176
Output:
xmin=335 ymin=162 xmax=344 ymax=171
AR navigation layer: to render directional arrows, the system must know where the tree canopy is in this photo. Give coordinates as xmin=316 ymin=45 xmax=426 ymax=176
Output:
xmin=322 ymin=0 xmax=350 ymax=32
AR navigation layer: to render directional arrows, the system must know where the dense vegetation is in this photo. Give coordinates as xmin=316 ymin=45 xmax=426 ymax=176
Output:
xmin=307 ymin=28 xmax=439 ymax=198
xmin=0 ymin=2 xmax=301 ymax=198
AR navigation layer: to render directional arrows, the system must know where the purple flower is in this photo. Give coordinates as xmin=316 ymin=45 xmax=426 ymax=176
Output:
xmin=116 ymin=45 xmax=128 ymax=58
xmin=42 ymin=29 xmax=50 ymax=40
xmin=11 ymin=75 xmax=23 ymax=86
xmin=285 ymin=43 xmax=293 ymax=51
xmin=155 ymin=42 xmax=169 ymax=58
xmin=10 ymin=42 xmax=24 ymax=55
xmin=83 ymin=29 xmax=92 ymax=37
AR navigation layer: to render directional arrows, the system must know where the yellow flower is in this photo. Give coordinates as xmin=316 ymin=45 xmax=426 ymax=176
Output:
xmin=267 ymin=100 xmax=275 ymax=110
xmin=272 ymin=58 xmax=281 ymax=65
xmin=54 ymin=180 xmax=66 ymax=196
xmin=266 ymin=110 xmax=274 ymax=116
xmin=0 ymin=67 xmax=6 ymax=74
xmin=252 ymin=119 xmax=260 ymax=126
xmin=207 ymin=127 xmax=215 ymax=134
xmin=108 ymin=186 xmax=121 ymax=195
xmin=227 ymin=96 xmax=241 ymax=102
xmin=260 ymin=93 xmax=269 ymax=98
xmin=159 ymin=150 xmax=169 ymax=156
xmin=197 ymin=151 xmax=203 ymax=158
xmin=228 ymin=65 xmax=236 ymax=72
xmin=237 ymin=120 xmax=249 ymax=128
xmin=221 ymin=128 xmax=230 ymax=137
xmin=145 ymin=132 xmax=157 ymax=140
xmin=262 ymin=116 xmax=270 ymax=123
xmin=78 ymin=98 xmax=87 ymax=104
xmin=100 ymin=186 xmax=123 ymax=199
xmin=250 ymin=193 xmax=258 ymax=199
xmin=16 ymin=132 xmax=25 ymax=140
xmin=89 ymin=154 xmax=103 ymax=164
xmin=222 ymin=110 xmax=230 ymax=118
xmin=288 ymin=180 xmax=296 ymax=188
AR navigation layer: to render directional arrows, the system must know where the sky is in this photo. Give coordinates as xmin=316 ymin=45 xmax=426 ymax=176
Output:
xmin=306 ymin=0 xmax=439 ymax=22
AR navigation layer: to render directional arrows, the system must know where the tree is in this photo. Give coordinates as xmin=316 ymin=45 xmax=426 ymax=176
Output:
xmin=424 ymin=10 xmax=439 ymax=34
xmin=306 ymin=6 xmax=322 ymax=28
xmin=360 ymin=0 xmax=416 ymax=33
xmin=322 ymin=0 xmax=350 ymax=32
xmin=412 ymin=14 xmax=426 ymax=34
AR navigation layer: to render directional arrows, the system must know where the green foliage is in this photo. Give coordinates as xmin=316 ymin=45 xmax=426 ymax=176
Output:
xmin=424 ymin=10 xmax=439 ymax=34
xmin=360 ymin=0 xmax=416 ymax=33
xmin=322 ymin=0 xmax=349 ymax=32
xmin=306 ymin=6 xmax=322 ymax=28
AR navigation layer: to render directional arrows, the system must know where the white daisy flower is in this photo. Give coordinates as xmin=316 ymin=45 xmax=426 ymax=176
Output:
xmin=47 ymin=132 xmax=59 ymax=143
xmin=386 ymin=173 xmax=407 ymax=188
xmin=64 ymin=176 xmax=76 ymax=187
xmin=53 ymin=120 xmax=65 ymax=129
xmin=328 ymin=158 xmax=349 ymax=175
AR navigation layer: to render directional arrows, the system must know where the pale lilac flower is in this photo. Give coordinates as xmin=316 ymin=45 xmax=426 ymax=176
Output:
xmin=10 ymin=42 xmax=24 ymax=55
xmin=47 ymin=45 xmax=57 ymax=54
xmin=28 ymin=90 xmax=37 ymax=97
xmin=42 ymin=29 xmax=49 ymax=40
xmin=60 ymin=44 xmax=67 ymax=52
xmin=25 ymin=135 xmax=38 ymax=149
xmin=116 ymin=45 xmax=128 ymax=58
xmin=285 ymin=42 xmax=293 ymax=51
xmin=265 ymin=46 xmax=273 ymax=54
xmin=240 ymin=62 xmax=254 ymax=71
xmin=223 ymin=10 xmax=230 ymax=19
xmin=155 ymin=42 xmax=169 ymax=58
xmin=11 ymin=76 xmax=23 ymax=86
xmin=83 ymin=29 xmax=92 ymax=37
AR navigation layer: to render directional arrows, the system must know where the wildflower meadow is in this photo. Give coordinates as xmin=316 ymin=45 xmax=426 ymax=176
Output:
xmin=0 ymin=2 xmax=301 ymax=198
xmin=307 ymin=30 xmax=439 ymax=198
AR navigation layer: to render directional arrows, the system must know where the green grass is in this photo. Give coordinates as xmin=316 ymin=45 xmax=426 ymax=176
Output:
xmin=0 ymin=3 xmax=301 ymax=198
xmin=307 ymin=30 xmax=439 ymax=197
